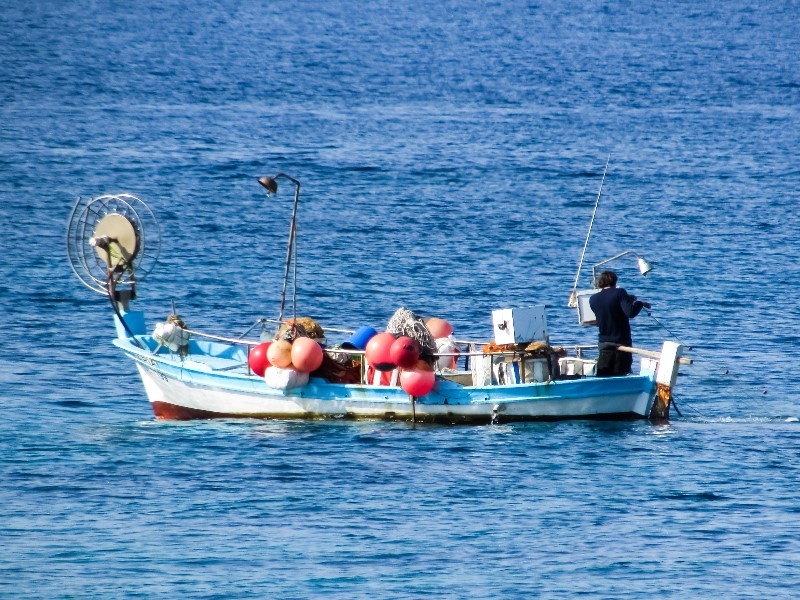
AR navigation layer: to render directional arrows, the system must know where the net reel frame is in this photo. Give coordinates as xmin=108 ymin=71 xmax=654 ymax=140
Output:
xmin=66 ymin=193 xmax=161 ymax=294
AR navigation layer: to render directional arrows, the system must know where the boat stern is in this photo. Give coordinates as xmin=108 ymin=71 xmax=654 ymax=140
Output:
xmin=649 ymin=341 xmax=684 ymax=421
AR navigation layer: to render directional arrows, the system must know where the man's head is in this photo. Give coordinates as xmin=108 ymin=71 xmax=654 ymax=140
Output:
xmin=596 ymin=270 xmax=618 ymax=289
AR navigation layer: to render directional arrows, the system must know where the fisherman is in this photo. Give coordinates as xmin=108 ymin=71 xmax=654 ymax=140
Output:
xmin=589 ymin=270 xmax=651 ymax=377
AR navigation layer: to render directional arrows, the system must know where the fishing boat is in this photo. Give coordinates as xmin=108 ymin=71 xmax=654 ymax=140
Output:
xmin=66 ymin=174 xmax=689 ymax=424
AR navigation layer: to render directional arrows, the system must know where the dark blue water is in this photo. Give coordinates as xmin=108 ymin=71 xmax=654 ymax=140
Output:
xmin=2 ymin=0 xmax=800 ymax=597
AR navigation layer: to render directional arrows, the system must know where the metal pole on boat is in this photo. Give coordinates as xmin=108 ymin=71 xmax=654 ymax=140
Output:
xmin=569 ymin=155 xmax=610 ymax=307
xmin=259 ymin=174 xmax=301 ymax=323
xmin=410 ymin=395 xmax=416 ymax=426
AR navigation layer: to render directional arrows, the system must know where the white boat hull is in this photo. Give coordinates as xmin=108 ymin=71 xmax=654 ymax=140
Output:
xmin=132 ymin=355 xmax=657 ymax=424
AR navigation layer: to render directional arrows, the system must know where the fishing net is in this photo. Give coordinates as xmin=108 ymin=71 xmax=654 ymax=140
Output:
xmin=386 ymin=307 xmax=437 ymax=357
xmin=275 ymin=321 xmax=308 ymax=342
xmin=276 ymin=317 xmax=325 ymax=342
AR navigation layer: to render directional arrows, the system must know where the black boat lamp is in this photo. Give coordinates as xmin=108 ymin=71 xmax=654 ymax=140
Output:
xmin=258 ymin=176 xmax=279 ymax=195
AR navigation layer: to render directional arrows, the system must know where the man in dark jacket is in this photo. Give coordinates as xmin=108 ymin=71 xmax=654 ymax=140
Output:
xmin=589 ymin=270 xmax=651 ymax=377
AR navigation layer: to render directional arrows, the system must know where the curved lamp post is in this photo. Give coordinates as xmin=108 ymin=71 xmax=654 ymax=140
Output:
xmin=591 ymin=251 xmax=653 ymax=287
xmin=258 ymin=174 xmax=301 ymax=323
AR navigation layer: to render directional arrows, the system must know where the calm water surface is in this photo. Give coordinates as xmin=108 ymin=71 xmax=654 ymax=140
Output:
xmin=1 ymin=0 xmax=799 ymax=597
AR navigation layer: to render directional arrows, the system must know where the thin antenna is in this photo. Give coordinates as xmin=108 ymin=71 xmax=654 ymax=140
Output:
xmin=568 ymin=155 xmax=610 ymax=306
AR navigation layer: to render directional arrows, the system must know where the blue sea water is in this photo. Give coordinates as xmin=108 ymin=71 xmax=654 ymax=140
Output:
xmin=2 ymin=0 xmax=800 ymax=597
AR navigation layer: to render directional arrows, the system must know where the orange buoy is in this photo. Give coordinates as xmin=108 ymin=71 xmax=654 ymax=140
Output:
xmin=425 ymin=317 xmax=453 ymax=338
xmin=267 ymin=339 xmax=293 ymax=369
xmin=410 ymin=359 xmax=433 ymax=372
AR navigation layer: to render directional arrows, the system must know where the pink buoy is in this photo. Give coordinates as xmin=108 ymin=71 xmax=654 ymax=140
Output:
xmin=389 ymin=336 xmax=420 ymax=369
xmin=365 ymin=332 xmax=397 ymax=372
xmin=425 ymin=317 xmax=454 ymax=338
xmin=267 ymin=339 xmax=293 ymax=369
xmin=291 ymin=337 xmax=324 ymax=373
xmin=248 ymin=342 xmax=272 ymax=377
xmin=400 ymin=368 xmax=436 ymax=397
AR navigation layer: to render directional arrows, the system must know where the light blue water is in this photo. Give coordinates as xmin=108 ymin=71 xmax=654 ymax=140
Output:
xmin=2 ymin=0 xmax=800 ymax=597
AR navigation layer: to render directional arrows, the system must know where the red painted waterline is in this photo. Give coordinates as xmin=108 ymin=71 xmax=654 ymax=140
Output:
xmin=152 ymin=401 xmax=234 ymax=420
xmin=151 ymin=401 xmax=643 ymax=423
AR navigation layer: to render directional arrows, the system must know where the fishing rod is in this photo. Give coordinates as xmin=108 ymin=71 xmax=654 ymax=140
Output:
xmin=644 ymin=309 xmax=691 ymax=349
xmin=569 ymin=155 xmax=611 ymax=307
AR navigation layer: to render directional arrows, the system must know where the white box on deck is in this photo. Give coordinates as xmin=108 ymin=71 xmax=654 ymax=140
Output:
xmin=559 ymin=357 xmax=597 ymax=377
xmin=575 ymin=289 xmax=600 ymax=326
xmin=491 ymin=306 xmax=548 ymax=345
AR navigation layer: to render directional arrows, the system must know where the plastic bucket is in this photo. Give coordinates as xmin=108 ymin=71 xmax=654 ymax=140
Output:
xmin=341 ymin=326 xmax=378 ymax=350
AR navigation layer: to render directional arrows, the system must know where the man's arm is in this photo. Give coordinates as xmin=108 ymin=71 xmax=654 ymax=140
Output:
xmin=620 ymin=289 xmax=650 ymax=317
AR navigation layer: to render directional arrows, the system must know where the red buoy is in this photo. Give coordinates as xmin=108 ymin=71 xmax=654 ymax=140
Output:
xmin=365 ymin=332 xmax=397 ymax=372
xmin=248 ymin=342 xmax=272 ymax=377
xmin=389 ymin=336 xmax=420 ymax=369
